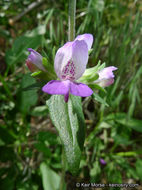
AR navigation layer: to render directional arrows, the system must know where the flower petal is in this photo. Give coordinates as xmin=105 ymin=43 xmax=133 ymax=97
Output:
xmin=75 ymin=33 xmax=93 ymax=50
xmin=70 ymin=82 xmax=93 ymax=97
xmin=95 ymin=66 xmax=117 ymax=87
xmin=42 ymin=80 xmax=70 ymax=95
xmin=72 ymin=40 xmax=88 ymax=80
xmin=26 ymin=60 xmax=37 ymax=72
xmin=98 ymin=66 xmax=117 ymax=80
xmin=54 ymin=40 xmax=88 ymax=80
xmin=100 ymin=158 xmax=106 ymax=165
xmin=27 ymin=48 xmax=45 ymax=71
xmin=54 ymin=42 xmax=73 ymax=79
xmin=42 ymin=80 xmax=71 ymax=102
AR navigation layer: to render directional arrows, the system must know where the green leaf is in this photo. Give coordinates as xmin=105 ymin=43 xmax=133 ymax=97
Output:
xmin=22 ymin=81 xmax=45 ymax=91
xmin=90 ymin=161 xmax=101 ymax=177
xmin=136 ymin=159 xmax=142 ymax=180
xmin=92 ymin=93 xmax=109 ymax=106
xmin=47 ymin=95 xmax=86 ymax=175
xmin=40 ymin=162 xmax=60 ymax=190
xmin=106 ymin=113 xmax=142 ymax=132
xmin=6 ymin=35 xmax=42 ymax=67
xmin=31 ymin=105 xmax=48 ymax=116
xmin=18 ymin=74 xmax=38 ymax=113
xmin=35 ymin=142 xmax=51 ymax=157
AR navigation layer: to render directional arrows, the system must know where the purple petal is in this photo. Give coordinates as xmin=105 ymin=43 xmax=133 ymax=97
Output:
xmin=71 ymin=40 xmax=88 ymax=80
xmin=27 ymin=48 xmax=45 ymax=71
xmin=98 ymin=66 xmax=117 ymax=80
xmin=26 ymin=60 xmax=37 ymax=72
xmin=95 ymin=66 xmax=117 ymax=87
xmin=42 ymin=80 xmax=71 ymax=102
xmin=42 ymin=80 xmax=70 ymax=95
xmin=70 ymin=82 xmax=93 ymax=97
xmin=75 ymin=33 xmax=93 ymax=50
xmin=100 ymin=158 xmax=107 ymax=165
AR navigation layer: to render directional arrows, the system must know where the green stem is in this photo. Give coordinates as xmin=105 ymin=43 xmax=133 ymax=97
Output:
xmin=68 ymin=0 xmax=76 ymax=41
xmin=59 ymin=2 xmax=77 ymax=189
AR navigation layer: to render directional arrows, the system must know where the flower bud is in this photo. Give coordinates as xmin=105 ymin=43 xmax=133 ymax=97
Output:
xmin=26 ymin=48 xmax=46 ymax=72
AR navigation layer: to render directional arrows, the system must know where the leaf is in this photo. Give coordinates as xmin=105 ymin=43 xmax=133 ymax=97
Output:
xmin=22 ymin=81 xmax=45 ymax=91
xmin=106 ymin=113 xmax=142 ymax=132
xmin=31 ymin=105 xmax=48 ymax=116
xmin=92 ymin=93 xmax=109 ymax=106
xmin=5 ymin=35 xmax=42 ymax=67
xmin=47 ymin=95 xmax=86 ymax=175
xmin=90 ymin=161 xmax=101 ymax=177
xmin=136 ymin=159 xmax=142 ymax=180
xmin=35 ymin=142 xmax=51 ymax=157
xmin=37 ymin=131 xmax=57 ymax=145
xmin=40 ymin=162 xmax=60 ymax=190
xmin=18 ymin=74 xmax=38 ymax=113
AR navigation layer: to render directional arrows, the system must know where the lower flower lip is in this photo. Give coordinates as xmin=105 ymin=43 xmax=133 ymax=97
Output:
xmin=42 ymin=79 xmax=93 ymax=102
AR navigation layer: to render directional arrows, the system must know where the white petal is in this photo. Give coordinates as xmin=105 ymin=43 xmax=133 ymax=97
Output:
xmin=54 ymin=42 xmax=73 ymax=79
xmin=72 ymin=40 xmax=88 ymax=80
xmin=75 ymin=33 xmax=93 ymax=50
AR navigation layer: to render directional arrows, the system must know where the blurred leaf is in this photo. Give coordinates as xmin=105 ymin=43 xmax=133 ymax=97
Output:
xmin=0 ymin=138 xmax=5 ymax=146
xmin=106 ymin=113 xmax=142 ymax=132
xmin=31 ymin=105 xmax=48 ymax=116
xmin=40 ymin=162 xmax=60 ymax=190
xmin=6 ymin=35 xmax=42 ymax=66
xmin=106 ymin=162 xmax=122 ymax=183
xmin=35 ymin=142 xmax=51 ymax=157
xmin=26 ymin=25 xmax=46 ymax=36
xmin=22 ymin=81 xmax=45 ymax=91
xmin=136 ymin=159 xmax=142 ymax=180
xmin=47 ymin=95 xmax=85 ymax=175
xmin=18 ymin=74 xmax=38 ymax=113
xmin=92 ymin=93 xmax=109 ymax=106
xmin=0 ymin=127 xmax=15 ymax=144
xmin=90 ymin=161 xmax=101 ymax=177
xmin=37 ymin=131 xmax=57 ymax=145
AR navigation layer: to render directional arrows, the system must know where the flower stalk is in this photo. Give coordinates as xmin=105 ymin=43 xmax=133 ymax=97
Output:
xmin=68 ymin=0 xmax=76 ymax=41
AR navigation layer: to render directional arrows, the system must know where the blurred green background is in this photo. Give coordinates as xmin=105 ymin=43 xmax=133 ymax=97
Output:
xmin=0 ymin=0 xmax=142 ymax=189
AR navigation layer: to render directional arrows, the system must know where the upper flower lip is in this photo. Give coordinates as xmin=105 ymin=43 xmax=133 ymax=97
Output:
xmin=75 ymin=33 xmax=93 ymax=50
xmin=54 ymin=33 xmax=93 ymax=81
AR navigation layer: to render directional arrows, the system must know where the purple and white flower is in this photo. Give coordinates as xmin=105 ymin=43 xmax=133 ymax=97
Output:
xmin=42 ymin=34 xmax=94 ymax=102
xmin=26 ymin=48 xmax=45 ymax=72
xmin=95 ymin=66 xmax=117 ymax=87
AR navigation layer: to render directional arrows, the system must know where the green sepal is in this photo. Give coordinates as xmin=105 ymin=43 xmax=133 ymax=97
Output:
xmin=42 ymin=57 xmax=49 ymax=70
xmin=31 ymin=70 xmax=42 ymax=77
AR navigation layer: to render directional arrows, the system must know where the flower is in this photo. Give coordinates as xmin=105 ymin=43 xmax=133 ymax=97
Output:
xmin=95 ymin=66 xmax=117 ymax=87
xmin=42 ymin=34 xmax=94 ymax=102
xmin=99 ymin=158 xmax=106 ymax=165
xmin=26 ymin=48 xmax=46 ymax=72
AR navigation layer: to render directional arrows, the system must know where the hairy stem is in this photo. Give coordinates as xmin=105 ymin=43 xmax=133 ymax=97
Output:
xmin=68 ymin=0 xmax=76 ymax=41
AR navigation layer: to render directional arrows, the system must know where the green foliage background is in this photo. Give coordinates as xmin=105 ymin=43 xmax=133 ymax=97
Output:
xmin=0 ymin=0 xmax=142 ymax=189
